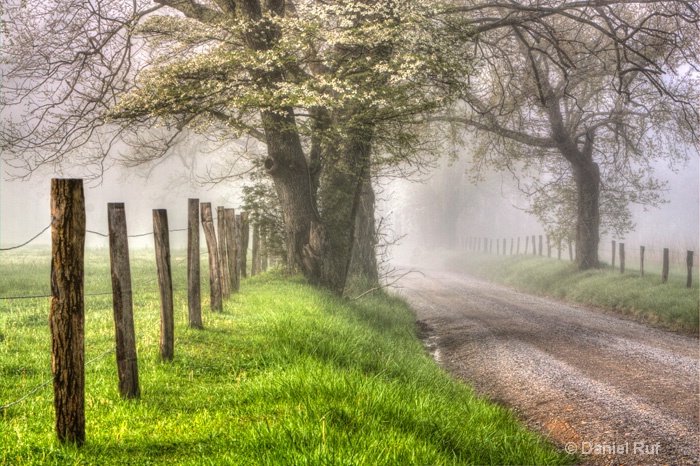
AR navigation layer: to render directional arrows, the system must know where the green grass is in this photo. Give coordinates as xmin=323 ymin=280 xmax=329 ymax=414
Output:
xmin=0 ymin=248 xmax=571 ymax=465
xmin=445 ymin=252 xmax=699 ymax=334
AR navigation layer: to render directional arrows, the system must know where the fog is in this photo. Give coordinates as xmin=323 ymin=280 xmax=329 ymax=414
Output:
xmin=1 ymin=141 xmax=697 ymax=265
xmin=382 ymin=154 xmax=699 ymax=267
xmin=0 ymin=154 xmax=246 ymax=250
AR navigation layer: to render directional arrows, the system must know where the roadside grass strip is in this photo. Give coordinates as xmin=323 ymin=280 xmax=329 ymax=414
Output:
xmin=1 ymin=249 xmax=571 ymax=465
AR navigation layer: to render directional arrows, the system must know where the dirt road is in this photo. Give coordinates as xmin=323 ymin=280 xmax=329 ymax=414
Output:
xmin=397 ymin=266 xmax=699 ymax=465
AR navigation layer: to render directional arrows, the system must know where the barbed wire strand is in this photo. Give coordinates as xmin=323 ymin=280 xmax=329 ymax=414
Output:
xmin=1 ymin=317 xmax=162 ymax=412
xmin=0 ymin=224 xmax=51 ymax=251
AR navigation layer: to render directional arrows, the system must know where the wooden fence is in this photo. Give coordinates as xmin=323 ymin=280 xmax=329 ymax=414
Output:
xmin=0 ymin=179 xmax=272 ymax=445
xmin=461 ymin=234 xmax=696 ymax=288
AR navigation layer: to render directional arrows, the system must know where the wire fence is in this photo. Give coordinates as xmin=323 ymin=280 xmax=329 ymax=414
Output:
xmin=0 ymin=225 xmax=197 ymax=411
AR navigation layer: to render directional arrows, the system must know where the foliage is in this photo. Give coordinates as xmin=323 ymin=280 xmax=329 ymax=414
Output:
xmin=240 ymin=160 xmax=287 ymax=264
xmin=0 ymin=249 xmax=572 ymax=465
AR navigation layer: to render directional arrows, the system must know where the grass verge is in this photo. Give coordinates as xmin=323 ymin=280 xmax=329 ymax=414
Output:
xmin=1 ymin=249 xmax=572 ymax=465
xmin=444 ymin=252 xmax=699 ymax=335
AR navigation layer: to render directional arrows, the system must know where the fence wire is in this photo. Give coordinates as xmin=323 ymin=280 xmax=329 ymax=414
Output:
xmin=0 ymin=251 xmax=190 ymax=411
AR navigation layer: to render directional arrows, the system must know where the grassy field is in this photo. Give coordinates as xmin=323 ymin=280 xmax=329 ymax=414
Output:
xmin=0 ymin=248 xmax=572 ymax=465
xmin=444 ymin=251 xmax=699 ymax=335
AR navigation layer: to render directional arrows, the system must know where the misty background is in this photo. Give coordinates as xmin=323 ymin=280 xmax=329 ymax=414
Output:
xmin=2 ymin=144 xmax=697 ymax=265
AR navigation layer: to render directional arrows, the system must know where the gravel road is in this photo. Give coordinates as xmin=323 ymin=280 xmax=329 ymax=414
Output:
xmin=396 ymin=266 xmax=699 ymax=466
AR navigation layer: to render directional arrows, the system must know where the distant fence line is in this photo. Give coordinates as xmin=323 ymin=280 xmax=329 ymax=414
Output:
xmin=0 ymin=179 xmax=274 ymax=446
xmin=460 ymin=235 xmax=696 ymax=288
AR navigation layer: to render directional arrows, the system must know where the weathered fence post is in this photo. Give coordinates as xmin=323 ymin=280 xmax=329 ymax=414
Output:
xmin=187 ymin=199 xmax=203 ymax=329
xmin=687 ymin=251 xmax=694 ymax=288
xmin=251 ymin=223 xmax=260 ymax=276
xmin=496 ymin=239 xmax=500 ymax=255
xmin=640 ymin=246 xmax=645 ymax=277
xmin=532 ymin=235 xmax=536 ymax=255
xmin=510 ymin=238 xmax=514 ymax=255
xmin=224 ymin=209 xmax=239 ymax=293
xmin=517 ymin=237 xmax=521 ymax=254
xmin=240 ymin=211 xmax=250 ymax=278
xmin=153 ymin=209 xmax=174 ymax=361
xmin=108 ymin=203 xmax=140 ymax=399
xmin=217 ymin=206 xmax=230 ymax=299
xmin=200 ymin=203 xmax=223 ymax=311
xmin=50 ymin=179 xmax=86 ymax=445
xmin=524 ymin=236 xmax=529 ymax=254
xmin=611 ymin=240 xmax=616 ymax=268
xmin=538 ymin=235 xmax=543 ymax=256
xmin=619 ymin=242 xmax=625 ymax=274
xmin=261 ymin=227 xmax=269 ymax=272
xmin=662 ymin=248 xmax=670 ymax=283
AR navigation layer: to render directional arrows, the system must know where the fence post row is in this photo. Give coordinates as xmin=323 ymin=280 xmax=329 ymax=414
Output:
xmin=107 ymin=203 xmax=140 ymax=399
xmin=153 ymin=209 xmax=174 ymax=361
xmin=49 ymin=179 xmax=86 ymax=445
xmin=187 ymin=199 xmax=203 ymax=329
xmin=201 ymin=203 xmax=223 ymax=312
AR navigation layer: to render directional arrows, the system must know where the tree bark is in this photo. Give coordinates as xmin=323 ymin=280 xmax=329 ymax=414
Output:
xmin=571 ymin=159 xmax=601 ymax=269
xmin=348 ymin=175 xmax=379 ymax=284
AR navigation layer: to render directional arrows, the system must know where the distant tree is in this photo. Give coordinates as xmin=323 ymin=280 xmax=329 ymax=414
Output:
xmin=440 ymin=0 xmax=699 ymax=269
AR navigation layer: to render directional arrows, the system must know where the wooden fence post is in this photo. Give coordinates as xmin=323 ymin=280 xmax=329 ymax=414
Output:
xmin=261 ymin=227 xmax=269 ymax=272
xmin=611 ymin=240 xmax=616 ymax=268
xmin=532 ymin=235 xmax=536 ymax=255
xmin=517 ymin=237 xmax=521 ymax=254
xmin=107 ymin=203 xmax=140 ymax=399
xmin=662 ymin=248 xmax=670 ymax=283
xmin=187 ymin=199 xmax=203 ymax=329
xmin=224 ymin=209 xmax=239 ymax=293
xmin=50 ymin=179 xmax=86 ymax=445
xmin=217 ymin=206 xmax=230 ymax=299
xmin=153 ymin=209 xmax=174 ymax=361
xmin=251 ymin=223 xmax=260 ymax=276
xmin=496 ymin=239 xmax=500 ymax=255
xmin=200 ymin=203 xmax=222 ymax=311
xmin=510 ymin=238 xmax=514 ymax=255
xmin=568 ymin=240 xmax=573 ymax=262
xmin=538 ymin=235 xmax=543 ymax=256
xmin=687 ymin=251 xmax=694 ymax=288
xmin=619 ymin=243 xmax=625 ymax=274
xmin=524 ymin=236 xmax=529 ymax=254
xmin=640 ymin=246 xmax=645 ymax=277
xmin=546 ymin=236 xmax=551 ymax=258
xmin=240 ymin=212 xmax=250 ymax=278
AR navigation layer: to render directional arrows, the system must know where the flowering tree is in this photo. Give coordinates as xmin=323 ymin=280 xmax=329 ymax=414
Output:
xmin=1 ymin=0 xmax=471 ymax=293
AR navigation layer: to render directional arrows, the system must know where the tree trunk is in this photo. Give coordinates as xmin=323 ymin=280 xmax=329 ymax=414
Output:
xmin=572 ymin=160 xmax=601 ymax=269
xmin=348 ymin=174 xmax=379 ymax=284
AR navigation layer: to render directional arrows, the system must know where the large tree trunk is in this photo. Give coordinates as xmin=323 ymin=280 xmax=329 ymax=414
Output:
xmin=348 ymin=171 xmax=379 ymax=284
xmin=572 ymin=159 xmax=601 ymax=269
